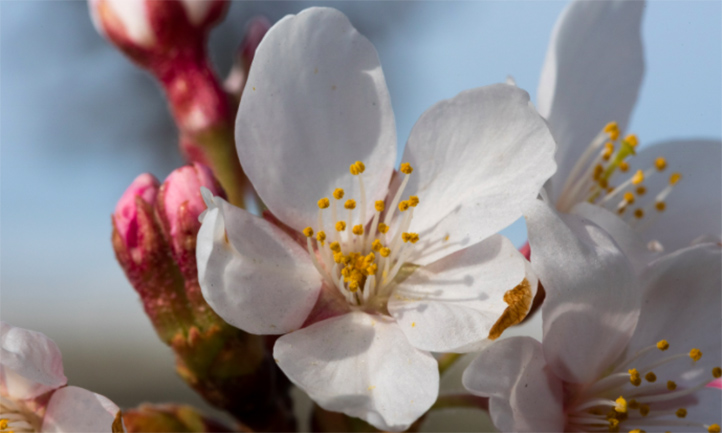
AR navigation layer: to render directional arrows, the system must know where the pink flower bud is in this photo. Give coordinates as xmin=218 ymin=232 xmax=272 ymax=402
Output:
xmin=113 ymin=173 xmax=159 ymax=262
xmin=157 ymin=163 xmax=224 ymax=274
xmin=89 ymin=0 xmax=228 ymax=65
xmin=112 ymin=173 xmax=193 ymax=343
xmin=224 ymin=16 xmax=271 ymax=98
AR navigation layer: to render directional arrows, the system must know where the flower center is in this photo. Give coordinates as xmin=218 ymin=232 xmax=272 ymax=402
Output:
xmin=0 ymin=395 xmax=37 ymax=433
xmin=556 ymin=122 xmax=682 ymax=246
xmin=565 ymin=339 xmax=721 ymax=433
xmin=302 ymin=161 xmax=421 ymax=308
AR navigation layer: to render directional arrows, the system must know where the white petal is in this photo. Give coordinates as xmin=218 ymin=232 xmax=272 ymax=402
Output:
xmin=197 ymin=198 xmax=322 ymax=335
xmin=572 ymin=202 xmax=657 ymax=274
xmin=41 ymin=386 xmax=121 ymax=433
xmin=624 ymin=243 xmax=721 ymax=386
xmin=401 ymin=84 xmax=556 ymax=265
xmin=388 ymin=235 xmax=530 ymax=353
xmin=273 ymin=312 xmax=438 ymax=432
xmin=526 ymin=199 xmax=640 ymax=384
xmin=236 ymin=7 xmax=396 ymax=233
xmin=462 ymin=337 xmax=565 ymax=433
xmin=0 ymin=322 xmax=67 ymax=400
xmin=538 ymin=0 xmax=645 ymax=202
xmin=625 ymin=139 xmax=722 ymax=252
xmin=179 ymin=0 xmax=212 ymax=26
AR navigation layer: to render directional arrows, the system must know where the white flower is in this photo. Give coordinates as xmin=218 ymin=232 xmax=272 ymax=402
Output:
xmin=196 ymin=7 xmax=556 ymax=431
xmin=0 ymin=322 xmax=123 ymax=433
xmin=462 ymin=199 xmax=722 ymax=433
xmin=537 ymin=0 xmax=721 ymax=268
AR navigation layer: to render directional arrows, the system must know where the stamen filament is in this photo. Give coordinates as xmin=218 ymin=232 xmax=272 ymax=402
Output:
xmin=384 ymin=173 xmax=411 ymax=226
xmin=572 ymin=398 xmax=618 ymax=413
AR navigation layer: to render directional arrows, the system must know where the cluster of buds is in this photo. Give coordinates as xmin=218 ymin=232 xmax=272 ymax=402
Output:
xmin=89 ymin=0 xmax=268 ymax=207
xmin=112 ymin=164 xmax=293 ymax=431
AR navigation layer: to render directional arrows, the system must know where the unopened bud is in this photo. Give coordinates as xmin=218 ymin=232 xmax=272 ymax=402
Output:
xmin=157 ymin=163 xmax=226 ymax=328
xmin=112 ymin=174 xmax=193 ymax=343
xmin=224 ymin=16 xmax=271 ymax=99
xmin=89 ymin=0 xmax=228 ymax=66
xmin=122 ymin=403 xmax=233 ymax=433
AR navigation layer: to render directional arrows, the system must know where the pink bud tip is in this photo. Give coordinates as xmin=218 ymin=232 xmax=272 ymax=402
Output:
xmin=114 ymin=173 xmax=160 ymax=249
xmin=240 ymin=16 xmax=271 ymax=65
xmin=519 ymin=241 xmax=531 ymax=261
xmin=709 ymin=378 xmax=722 ymax=390
xmin=162 ymin=163 xmax=222 ymax=239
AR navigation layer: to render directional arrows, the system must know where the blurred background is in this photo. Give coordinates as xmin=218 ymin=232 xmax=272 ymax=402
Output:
xmin=1 ymin=1 xmax=720 ymax=430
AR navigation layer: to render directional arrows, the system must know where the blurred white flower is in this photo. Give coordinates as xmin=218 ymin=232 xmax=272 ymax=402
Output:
xmin=196 ymin=7 xmax=557 ymax=431
xmin=0 ymin=322 xmax=123 ymax=433
xmin=463 ymin=200 xmax=722 ymax=433
xmin=537 ymin=0 xmax=721 ymax=270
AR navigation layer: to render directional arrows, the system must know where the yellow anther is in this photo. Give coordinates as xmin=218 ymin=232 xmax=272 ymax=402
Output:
xmin=667 ymin=380 xmax=677 ymax=390
xmin=624 ymin=192 xmax=635 ymax=204
xmin=349 ymin=161 xmax=365 ymax=175
xmin=318 ymin=197 xmax=330 ymax=209
xmin=620 ymin=161 xmax=630 ymax=172
xmin=629 ymin=430 xmax=643 ymax=433
xmin=335 ymin=221 xmax=346 ymax=232
xmin=599 ymin=178 xmax=609 ymax=189
xmin=615 ymin=396 xmax=628 ymax=413
xmin=670 ymin=172 xmax=682 ymax=185
xmin=645 ymin=372 xmax=656 ymax=383
xmin=400 ymin=162 xmax=414 ymax=175
xmin=352 ymin=225 xmax=364 ymax=236
xmin=333 ymin=252 xmax=344 ymax=263
xmin=303 ymin=227 xmax=314 ymax=237
xmin=713 ymin=367 xmax=722 ymax=378
xmin=631 ymin=170 xmax=644 ymax=185
xmin=344 ymin=199 xmax=356 ymax=210
xmin=655 ymin=201 xmax=666 ymax=212
xmin=657 ymin=340 xmax=669 ymax=351
xmin=398 ymin=201 xmax=410 ymax=212
xmin=348 ymin=281 xmax=359 ymax=292
xmin=605 ymin=142 xmax=615 ymax=151
xmin=0 ymin=419 xmax=7 ymax=430
xmin=333 ymin=188 xmax=345 ymax=200
xmin=378 ymin=223 xmax=389 ymax=234
xmin=375 ymin=200 xmax=385 ymax=212
xmin=372 ymin=239 xmax=383 ymax=251
xmin=316 ymin=231 xmax=326 ymax=244
xmin=366 ymin=264 xmax=377 ymax=274
xmin=603 ymin=147 xmax=614 ymax=161
xmin=329 ymin=241 xmax=341 ymax=253
xmin=676 ymin=408 xmax=687 ymax=418
xmin=709 ymin=424 xmax=721 ymax=433
xmin=629 ymin=369 xmax=642 ymax=386
xmin=593 ymin=164 xmax=605 ymax=180
xmin=628 ymin=399 xmax=640 ymax=410
xmin=636 ymin=186 xmax=647 ymax=195
xmin=409 ymin=195 xmax=419 ymax=207
xmin=690 ymin=348 xmax=703 ymax=361
xmin=639 ymin=404 xmax=650 ymax=417
xmin=604 ymin=122 xmax=620 ymax=141
xmin=608 ymin=419 xmax=620 ymax=429
xmin=625 ymin=134 xmax=639 ymax=147
xmin=634 ymin=209 xmax=644 ymax=219
xmin=409 ymin=233 xmax=420 ymax=243
xmin=402 ymin=232 xmax=411 ymax=243
xmin=655 ymin=157 xmax=667 ymax=171
xmin=380 ymin=247 xmax=391 ymax=257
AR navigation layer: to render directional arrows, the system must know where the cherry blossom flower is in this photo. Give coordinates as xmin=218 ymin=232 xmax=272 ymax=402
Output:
xmin=463 ymin=200 xmax=721 ymax=433
xmin=537 ymin=0 xmax=721 ymax=263
xmin=195 ymin=7 xmax=556 ymax=431
xmin=0 ymin=322 xmax=123 ymax=433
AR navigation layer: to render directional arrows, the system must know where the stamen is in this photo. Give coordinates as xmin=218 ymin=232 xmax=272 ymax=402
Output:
xmin=399 ymin=201 xmax=410 ymax=212
xmin=666 ymin=381 xmax=676 ymax=391
xmin=690 ymin=348 xmax=702 ymax=362
xmin=352 ymin=225 xmax=364 ymax=236
xmin=336 ymin=221 xmax=346 ymax=232
xmin=630 ymin=369 xmax=642 ymax=386
xmin=408 ymin=196 xmax=419 ymax=207
xmin=709 ymin=424 xmax=720 ymax=433
xmin=615 ymin=396 xmax=628 ymax=413
xmin=655 ymin=157 xmax=667 ymax=171
xmin=400 ymin=163 xmax=413 ymax=174
xmin=344 ymin=199 xmax=356 ymax=210
xmin=378 ymin=223 xmax=389 ymax=234
xmin=644 ymin=372 xmax=656 ymax=383
xmin=375 ymin=200 xmax=385 ymax=212
xmin=657 ymin=340 xmax=669 ymax=351
xmin=675 ymin=409 xmax=687 ymax=418
xmin=713 ymin=367 xmax=721 ymax=378
xmin=318 ymin=198 xmax=330 ymax=209
xmin=632 ymin=170 xmax=644 ymax=185
xmin=333 ymin=188 xmax=345 ymax=200
xmin=303 ymin=227 xmax=314 ymax=237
